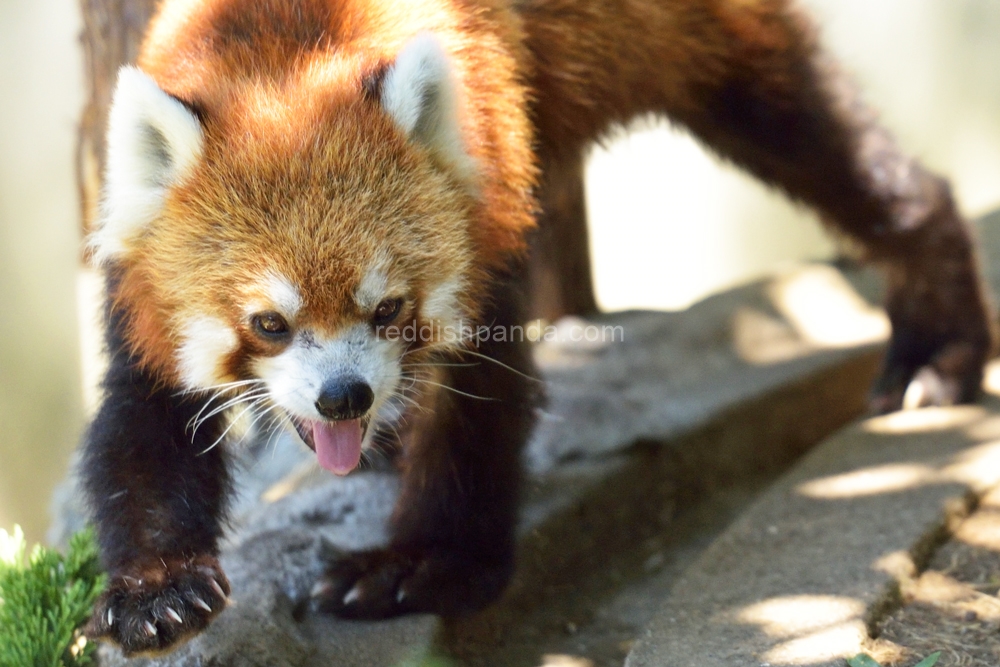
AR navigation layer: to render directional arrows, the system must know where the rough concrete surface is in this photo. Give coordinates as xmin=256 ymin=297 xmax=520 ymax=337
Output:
xmin=625 ymin=368 xmax=1000 ymax=667
xmin=526 ymin=263 xmax=888 ymax=474
xmin=57 ymin=207 xmax=1000 ymax=666
xmin=53 ymin=256 xmax=896 ymax=666
xmin=60 ymin=214 xmax=1000 ymax=666
xmin=441 ymin=260 xmax=903 ymax=666
xmin=445 ymin=348 xmax=882 ymax=666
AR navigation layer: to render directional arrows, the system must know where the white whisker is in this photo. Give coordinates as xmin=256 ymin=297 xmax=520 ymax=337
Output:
xmin=404 ymin=377 xmax=497 ymax=401
xmin=185 ymin=380 xmax=266 ymax=431
xmin=188 ymin=388 xmax=270 ymax=436
xmin=237 ymin=400 xmax=287 ymax=448
xmin=197 ymin=401 xmax=261 ymax=455
xmin=453 ymin=348 xmax=544 ymax=384
xmin=174 ymin=378 xmax=264 ymax=397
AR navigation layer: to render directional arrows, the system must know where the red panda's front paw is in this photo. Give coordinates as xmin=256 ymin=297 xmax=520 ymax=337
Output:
xmin=310 ymin=548 xmax=512 ymax=620
xmin=86 ymin=555 xmax=230 ymax=656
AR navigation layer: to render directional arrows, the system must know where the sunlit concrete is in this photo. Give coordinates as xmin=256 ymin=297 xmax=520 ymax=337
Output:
xmin=735 ymin=593 xmax=874 ymax=665
xmin=730 ymin=264 xmax=888 ymax=366
xmin=872 ymin=550 xmax=917 ymax=583
xmin=538 ymin=656 xmax=596 ymax=667
xmin=941 ymin=441 xmax=1000 ymax=493
xmin=737 ymin=595 xmax=865 ymax=639
xmin=863 ymin=405 xmax=986 ymax=435
xmin=731 ymin=306 xmax=807 ymax=366
xmin=798 ymin=387 xmax=1000 ymax=501
xmin=768 ymin=267 xmax=889 ymax=348
xmin=796 ymin=463 xmax=939 ymax=500
xmin=761 ymin=622 xmax=868 ymax=666
xmin=625 ymin=360 xmax=1000 ymax=667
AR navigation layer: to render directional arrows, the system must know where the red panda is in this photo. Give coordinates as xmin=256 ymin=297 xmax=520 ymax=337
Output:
xmin=81 ymin=0 xmax=993 ymax=655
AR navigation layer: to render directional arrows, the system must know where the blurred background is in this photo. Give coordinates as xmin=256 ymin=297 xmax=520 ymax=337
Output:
xmin=1 ymin=0 xmax=999 ymax=546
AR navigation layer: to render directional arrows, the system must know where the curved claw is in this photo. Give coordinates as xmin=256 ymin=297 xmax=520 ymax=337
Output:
xmin=86 ymin=556 xmax=230 ymax=656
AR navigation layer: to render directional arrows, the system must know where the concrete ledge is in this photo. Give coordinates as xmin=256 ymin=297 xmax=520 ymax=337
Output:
xmin=439 ymin=265 xmax=892 ymax=664
xmin=625 ymin=364 xmax=1000 ymax=667
xmin=49 ymin=260 xmax=890 ymax=666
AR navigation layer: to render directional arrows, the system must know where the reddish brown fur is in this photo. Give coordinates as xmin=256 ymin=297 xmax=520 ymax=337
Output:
xmin=122 ymin=0 xmax=991 ymax=391
xmin=84 ymin=0 xmax=994 ymax=653
xmin=112 ymin=0 xmax=537 ymax=383
xmin=115 ymin=97 xmax=484 ymax=380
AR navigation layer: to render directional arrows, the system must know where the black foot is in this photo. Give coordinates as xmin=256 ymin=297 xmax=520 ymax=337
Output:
xmin=310 ymin=548 xmax=511 ymax=619
xmin=870 ymin=331 xmax=992 ymax=415
xmin=86 ymin=555 xmax=230 ymax=656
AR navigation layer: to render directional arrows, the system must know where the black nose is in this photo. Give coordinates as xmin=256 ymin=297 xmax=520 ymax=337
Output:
xmin=314 ymin=379 xmax=374 ymax=420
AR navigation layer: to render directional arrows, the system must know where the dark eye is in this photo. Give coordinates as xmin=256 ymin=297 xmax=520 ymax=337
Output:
xmin=372 ymin=298 xmax=403 ymax=325
xmin=251 ymin=311 xmax=290 ymax=339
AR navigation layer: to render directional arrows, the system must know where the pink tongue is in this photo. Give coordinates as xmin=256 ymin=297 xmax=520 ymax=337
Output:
xmin=312 ymin=419 xmax=363 ymax=476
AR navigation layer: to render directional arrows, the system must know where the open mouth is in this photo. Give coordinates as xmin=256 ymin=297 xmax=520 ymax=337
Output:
xmin=290 ymin=414 xmax=371 ymax=476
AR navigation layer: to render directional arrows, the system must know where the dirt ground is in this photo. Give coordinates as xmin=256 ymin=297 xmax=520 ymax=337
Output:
xmin=868 ymin=486 xmax=1000 ymax=667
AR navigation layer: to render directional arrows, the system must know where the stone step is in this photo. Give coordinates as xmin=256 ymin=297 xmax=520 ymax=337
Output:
xmin=624 ymin=370 xmax=1000 ymax=667
xmin=440 ymin=265 xmax=895 ymax=665
xmin=59 ymin=260 xmax=886 ymax=666
xmin=444 ymin=210 xmax=1000 ymax=667
xmin=55 ymin=209 xmax=1000 ymax=666
xmin=620 ymin=210 xmax=1000 ymax=667
xmin=444 ymin=337 xmax=882 ymax=666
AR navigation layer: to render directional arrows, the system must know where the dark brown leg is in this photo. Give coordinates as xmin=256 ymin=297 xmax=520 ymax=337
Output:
xmin=660 ymin=7 xmax=996 ymax=412
xmin=82 ymin=272 xmax=232 ymax=655
xmin=527 ymin=154 xmax=599 ymax=321
xmin=524 ymin=0 xmax=995 ymax=411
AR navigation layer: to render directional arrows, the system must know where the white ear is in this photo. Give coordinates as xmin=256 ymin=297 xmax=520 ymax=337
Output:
xmin=380 ymin=33 xmax=476 ymax=187
xmin=90 ymin=66 xmax=204 ymax=263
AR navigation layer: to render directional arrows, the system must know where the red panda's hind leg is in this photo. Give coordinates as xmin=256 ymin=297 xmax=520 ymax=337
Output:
xmin=527 ymin=0 xmax=995 ymax=412
xmin=658 ymin=3 xmax=996 ymax=413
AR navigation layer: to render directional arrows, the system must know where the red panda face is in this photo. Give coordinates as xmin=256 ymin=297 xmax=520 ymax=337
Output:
xmin=93 ymin=34 xmax=483 ymax=474
xmin=163 ymin=125 xmax=475 ymax=473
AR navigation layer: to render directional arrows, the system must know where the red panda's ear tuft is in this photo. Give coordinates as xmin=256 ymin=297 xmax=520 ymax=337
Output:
xmin=379 ymin=32 xmax=477 ymax=191
xmin=90 ymin=66 xmax=204 ymax=263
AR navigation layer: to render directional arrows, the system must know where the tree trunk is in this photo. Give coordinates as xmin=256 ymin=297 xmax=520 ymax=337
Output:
xmin=77 ymin=0 xmax=159 ymax=253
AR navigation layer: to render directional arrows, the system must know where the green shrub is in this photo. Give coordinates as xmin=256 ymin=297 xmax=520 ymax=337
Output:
xmin=0 ymin=526 xmax=107 ymax=667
